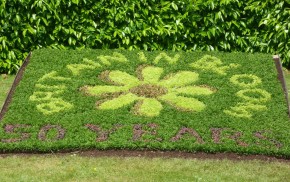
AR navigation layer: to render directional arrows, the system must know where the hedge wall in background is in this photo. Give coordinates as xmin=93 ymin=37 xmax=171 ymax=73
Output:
xmin=0 ymin=0 xmax=290 ymax=74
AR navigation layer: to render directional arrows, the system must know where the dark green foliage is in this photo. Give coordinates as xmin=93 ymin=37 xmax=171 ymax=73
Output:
xmin=0 ymin=0 xmax=290 ymax=74
xmin=0 ymin=49 xmax=289 ymax=157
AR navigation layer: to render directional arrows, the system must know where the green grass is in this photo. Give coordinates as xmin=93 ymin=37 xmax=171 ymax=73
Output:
xmin=0 ymin=74 xmax=14 ymax=108
xmin=0 ymin=155 xmax=289 ymax=182
xmin=0 ymin=65 xmax=290 ymax=181
xmin=0 ymin=49 xmax=289 ymax=158
xmin=284 ymin=70 xmax=290 ymax=97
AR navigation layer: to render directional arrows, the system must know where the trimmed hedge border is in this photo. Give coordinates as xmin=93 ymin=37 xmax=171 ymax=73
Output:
xmin=0 ymin=0 xmax=290 ymax=74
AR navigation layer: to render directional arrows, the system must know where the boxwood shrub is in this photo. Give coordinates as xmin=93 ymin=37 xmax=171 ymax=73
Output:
xmin=0 ymin=0 xmax=289 ymax=73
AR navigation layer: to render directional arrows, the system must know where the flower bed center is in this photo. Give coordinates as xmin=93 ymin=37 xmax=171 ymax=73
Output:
xmin=129 ymin=84 xmax=167 ymax=98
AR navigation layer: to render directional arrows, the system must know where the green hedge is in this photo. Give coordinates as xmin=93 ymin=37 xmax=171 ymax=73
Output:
xmin=0 ymin=0 xmax=290 ymax=74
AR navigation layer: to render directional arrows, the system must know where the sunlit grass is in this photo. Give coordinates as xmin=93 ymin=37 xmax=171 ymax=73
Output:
xmin=283 ymin=69 xmax=290 ymax=98
xmin=0 ymin=74 xmax=14 ymax=108
xmin=0 ymin=155 xmax=289 ymax=182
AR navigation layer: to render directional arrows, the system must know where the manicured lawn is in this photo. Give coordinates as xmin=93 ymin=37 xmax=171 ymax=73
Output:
xmin=1 ymin=49 xmax=289 ymax=158
xmin=0 ymin=50 xmax=290 ymax=181
xmin=0 ymin=155 xmax=289 ymax=181
xmin=0 ymin=74 xmax=14 ymax=108
xmin=284 ymin=69 xmax=290 ymax=99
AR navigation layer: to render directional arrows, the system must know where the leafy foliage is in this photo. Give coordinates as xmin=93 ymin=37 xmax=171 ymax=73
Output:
xmin=0 ymin=49 xmax=289 ymax=158
xmin=1 ymin=0 xmax=290 ymax=74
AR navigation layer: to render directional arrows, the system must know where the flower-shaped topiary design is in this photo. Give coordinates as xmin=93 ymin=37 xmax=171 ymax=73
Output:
xmin=80 ymin=65 xmax=215 ymax=117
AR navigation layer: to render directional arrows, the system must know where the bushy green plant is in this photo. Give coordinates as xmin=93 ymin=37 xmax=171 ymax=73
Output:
xmin=0 ymin=49 xmax=289 ymax=157
xmin=247 ymin=0 xmax=290 ymax=61
xmin=0 ymin=0 xmax=290 ymax=74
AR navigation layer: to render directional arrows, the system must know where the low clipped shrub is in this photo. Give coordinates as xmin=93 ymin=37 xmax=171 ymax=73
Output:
xmin=0 ymin=49 xmax=289 ymax=157
xmin=0 ymin=0 xmax=290 ymax=73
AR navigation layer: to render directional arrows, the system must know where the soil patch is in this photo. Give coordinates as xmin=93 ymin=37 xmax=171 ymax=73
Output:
xmin=0 ymin=150 xmax=290 ymax=163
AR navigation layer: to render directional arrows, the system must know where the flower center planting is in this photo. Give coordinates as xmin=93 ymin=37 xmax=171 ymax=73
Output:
xmin=81 ymin=65 xmax=215 ymax=117
xmin=129 ymin=84 xmax=168 ymax=98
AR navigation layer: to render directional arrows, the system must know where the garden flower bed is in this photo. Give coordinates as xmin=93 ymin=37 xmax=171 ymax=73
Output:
xmin=0 ymin=49 xmax=289 ymax=158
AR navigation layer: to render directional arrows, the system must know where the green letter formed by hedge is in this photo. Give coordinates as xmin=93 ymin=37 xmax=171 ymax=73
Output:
xmin=224 ymin=103 xmax=267 ymax=119
xmin=153 ymin=52 xmax=180 ymax=64
xmin=67 ymin=58 xmax=101 ymax=76
xmin=190 ymin=55 xmax=239 ymax=75
xmin=97 ymin=52 xmax=128 ymax=66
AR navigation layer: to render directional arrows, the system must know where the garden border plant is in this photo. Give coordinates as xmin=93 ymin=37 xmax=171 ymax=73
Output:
xmin=0 ymin=49 xmax=290 ymax=159
xmin=1 ymin=0 xmax=290 ymax=74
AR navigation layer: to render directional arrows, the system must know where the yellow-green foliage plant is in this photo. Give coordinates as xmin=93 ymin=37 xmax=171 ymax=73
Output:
xmin=0 ymin=49 xmax=289 ymax=158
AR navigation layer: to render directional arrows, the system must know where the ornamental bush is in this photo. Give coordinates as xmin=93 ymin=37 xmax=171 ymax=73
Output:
xmin=0 ymin=0 xmax=290 ymax=74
